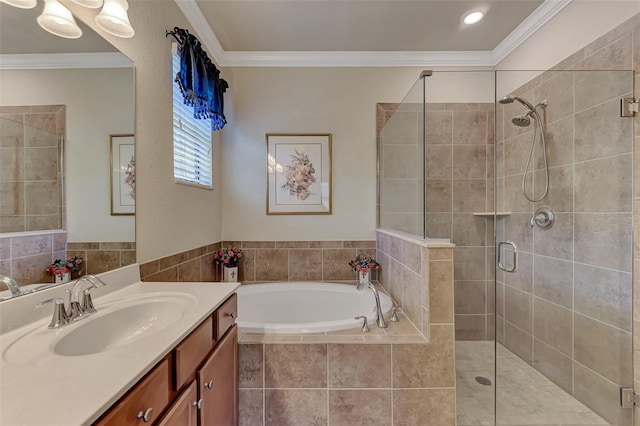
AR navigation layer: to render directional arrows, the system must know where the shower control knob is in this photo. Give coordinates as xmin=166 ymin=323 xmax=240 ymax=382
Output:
xmin=531 ymin=207 xmax=554 ymax=229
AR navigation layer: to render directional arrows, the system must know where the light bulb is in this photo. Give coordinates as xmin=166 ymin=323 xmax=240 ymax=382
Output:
xmin=37 ymin=0 xmax=82 ymax=39
xmin=463 ymin=11 xmax=484 ymax=25
xmin=70 ymin=0 xmax=103 ymax=8
xmin=0 ymin=0 xmax=37 ymax=9
xmin=95 ymin=0 xmax=134 ymax=38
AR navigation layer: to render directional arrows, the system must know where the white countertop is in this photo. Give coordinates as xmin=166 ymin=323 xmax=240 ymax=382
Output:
xmin=0 ymin=279 xmax=239 ymax=426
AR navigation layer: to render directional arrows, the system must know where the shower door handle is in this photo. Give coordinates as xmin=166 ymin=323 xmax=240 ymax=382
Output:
xmin=497 ymin=241 xmax=518 ymax=273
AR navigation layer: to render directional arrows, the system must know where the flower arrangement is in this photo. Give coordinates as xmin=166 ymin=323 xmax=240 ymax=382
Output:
xmin=348 ymin=254 xmax=381 ymax=274
xmin=213 ymin=246 xmax=244 ymax=268
xmin=45 ymin=256 xmax=83 ymax=276
xmin=281 ymin=150 xmax=316 ymax=201
xmin=124 ymin=156 xmax=135 ymax=200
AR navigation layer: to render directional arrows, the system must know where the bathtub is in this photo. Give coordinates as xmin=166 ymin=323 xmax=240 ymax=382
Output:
xmin=236 ymin=282 xmax=393 ymax=334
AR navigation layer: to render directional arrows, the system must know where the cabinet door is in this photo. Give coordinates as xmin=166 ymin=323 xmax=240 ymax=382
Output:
xmin=157 ymin=381 xmax=198 ymax=426
xmin=94 ymin=358 xmax=170 ymax=426
xmin=198 ymin=325 xmax=238 ymax=426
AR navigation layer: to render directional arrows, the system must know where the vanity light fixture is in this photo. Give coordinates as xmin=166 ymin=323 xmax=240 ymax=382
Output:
xmin=70 ymin=0 xmax=103 ymax=8
xmin=3 ymin=0 xmax=134 ymax=39
xmin=0 ymin=0 xmax=37 ymax=8
xmin=95 ymin=0 xmax=134 ymax=38
xmin=37 ymin=0 xmax=83 ymax=39
xmin=462 ymin=10 xmax=484 ymax=25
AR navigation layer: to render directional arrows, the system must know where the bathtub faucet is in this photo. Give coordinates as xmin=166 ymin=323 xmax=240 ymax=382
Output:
xmin=356 ymin=281 xmax=387 ymax=328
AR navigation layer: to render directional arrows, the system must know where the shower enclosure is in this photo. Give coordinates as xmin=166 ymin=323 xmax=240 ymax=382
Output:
xmin=377 ymin=68 xmax=635 ymax=425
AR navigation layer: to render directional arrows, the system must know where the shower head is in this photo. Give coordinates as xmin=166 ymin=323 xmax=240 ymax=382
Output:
xmin=498 ymin=95 xmax=515 ymax=104
xmin=498 ymin=94 xmax=536 ymax=111
xmin=512 ymin=114 xmax=531 ymax=127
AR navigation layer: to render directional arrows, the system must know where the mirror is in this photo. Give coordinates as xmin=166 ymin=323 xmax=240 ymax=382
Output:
xmin=0 ymin=2 xmax=135 ymax=300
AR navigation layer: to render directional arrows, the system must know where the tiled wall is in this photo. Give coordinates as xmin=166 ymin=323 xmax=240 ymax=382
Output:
xmin=377 ymin=102 xmax=495 ymax=341
xmin=238 ymin=337 xmax=456 ymax=426
xmin=139 ymin=240 xmax=377 ymax=284
xmin=66 ymin=242 xmax=136 ymax=276
xmin=0 ymin=106 xmax=65 ymax=233
xmin=376 ymin=230 xmax=455 ymax=337
xmin=633 ymin=13 xmax=640 ymax=426
xmin=0 ymin=231 xmax=66 ymax=287
xmin=378 ymin=102 xmax=423 ymax=236
xmin=238 ymin=230 xmax=456 ymax=426
xmin=495 ymin=14 xmax=639 ymax=425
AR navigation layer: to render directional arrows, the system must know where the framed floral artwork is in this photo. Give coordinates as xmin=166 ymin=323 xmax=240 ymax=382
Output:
xmin=110 ymin=134 xmax=135 ymax=215
xmin=266 ymin=133 xmax=332 ymax=215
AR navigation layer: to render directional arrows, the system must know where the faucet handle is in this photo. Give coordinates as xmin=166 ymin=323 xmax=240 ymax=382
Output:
xmin=81 ymin=289 xmax=97 ymax=314
xmin=65 ymin=289 xmax=83 ymax=321
xmin=36 ymin=298 xmax=69 ymax=328
xmin=354 ymin=316 xmax=370 ymax=333
xmin=390 ymin=305 xmax=401 ymax=322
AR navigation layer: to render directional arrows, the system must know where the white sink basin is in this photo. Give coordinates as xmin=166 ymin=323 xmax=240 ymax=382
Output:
xmin=4 ymin=292 xmax=197 ymax=363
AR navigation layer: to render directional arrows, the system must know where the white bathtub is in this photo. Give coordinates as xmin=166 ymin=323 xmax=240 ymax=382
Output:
xmin=236 ymin=282 xmax=393 ymax=334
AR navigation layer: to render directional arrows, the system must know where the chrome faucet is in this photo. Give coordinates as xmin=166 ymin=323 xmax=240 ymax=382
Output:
xmin=0 ymin=275 xmax=21 ymax=296
xmin=36 ymin=275 xmax=108 ymax=329
xmin=71 ymin=274 xmax=108 ymax=318
xmin=356 ymin=281 xmax=387 ymax=328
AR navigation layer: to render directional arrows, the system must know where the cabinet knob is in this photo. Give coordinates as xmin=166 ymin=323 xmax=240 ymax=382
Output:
xmin=193 ymin=399 xmax=203 ymax=409
xmin=225 ymin=312 xmax=236 ymax=319
xmin=204 ymin=380 xmax=214 ymax=389
xmin=136 ymin=408 xmax=153 ymax=422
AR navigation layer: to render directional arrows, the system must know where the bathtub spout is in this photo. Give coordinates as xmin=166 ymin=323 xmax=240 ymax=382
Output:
xmin=356 ymin=281 xmax=387 ymax=328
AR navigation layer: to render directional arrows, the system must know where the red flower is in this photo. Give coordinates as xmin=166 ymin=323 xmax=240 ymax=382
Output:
xmin=232 ymin=247 xmax=238 ymax=252
xmin=237 ymin=253 xmax=243 ymax=258
xmin=356 ymin=265 xmax=362 ymax=271
xmin=223 ymin=259 xmax=230 ymax=264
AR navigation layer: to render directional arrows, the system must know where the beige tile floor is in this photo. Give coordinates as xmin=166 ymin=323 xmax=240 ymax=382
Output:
xmin=456 ymin=341 xmax=609 ymax=426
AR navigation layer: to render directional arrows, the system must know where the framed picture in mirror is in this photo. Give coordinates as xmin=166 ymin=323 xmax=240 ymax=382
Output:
xmin=110 ymin=134 xmax=135 ymax=215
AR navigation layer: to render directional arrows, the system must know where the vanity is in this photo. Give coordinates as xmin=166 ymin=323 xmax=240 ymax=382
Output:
xmin=0 ymin=265 xmax=240 ymax=426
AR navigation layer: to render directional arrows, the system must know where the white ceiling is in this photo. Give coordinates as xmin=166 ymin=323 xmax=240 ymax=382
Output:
xmin=0 ymin=0 xmax=573 ymax=68
xmin=197 ymin=0 xmax=544 ymax=52
xmin=181 ymin=0 xmax=573 ymax=66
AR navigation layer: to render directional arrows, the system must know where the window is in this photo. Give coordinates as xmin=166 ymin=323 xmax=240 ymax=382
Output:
xmin=172 ymin=49 xmax=213 ymax=189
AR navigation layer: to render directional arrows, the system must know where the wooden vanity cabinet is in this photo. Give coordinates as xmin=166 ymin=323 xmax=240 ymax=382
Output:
xmin=93 ymin=293 xmax=237 ymax=426
xmin=157 ymin=381 xmax=198 ymax=426
xmin=198 ymin=325 xmax=238 ymax=426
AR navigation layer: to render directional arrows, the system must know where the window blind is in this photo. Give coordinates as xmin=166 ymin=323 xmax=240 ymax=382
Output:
xmin=172 ymin=51 xmax=213 ymax=188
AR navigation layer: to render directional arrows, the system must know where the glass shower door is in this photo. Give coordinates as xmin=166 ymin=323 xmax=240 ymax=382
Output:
xmin=494 ymin=69 xmax=635 ymax=426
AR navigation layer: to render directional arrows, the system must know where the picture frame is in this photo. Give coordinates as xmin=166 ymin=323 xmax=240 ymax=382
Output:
xmin=266 ymin=133 xmax=332 ymax=215
xmin=110 ymin=134 xmax=135 ymax=216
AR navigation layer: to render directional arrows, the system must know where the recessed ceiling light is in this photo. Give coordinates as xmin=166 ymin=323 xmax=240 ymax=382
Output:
xmin=463 ymin=11 xmax=484 ymax=25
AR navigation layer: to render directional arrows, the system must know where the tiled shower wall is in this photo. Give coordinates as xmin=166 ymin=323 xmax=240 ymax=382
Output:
xmin=377 ymin=102 xmax=495 ymax=341
xmin=495 ymin=14 xmax=639 ymax=425
xmin=0 ymin=106 xmax=65 ymax=233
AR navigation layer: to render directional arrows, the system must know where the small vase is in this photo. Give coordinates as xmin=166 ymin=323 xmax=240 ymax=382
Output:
xmin=55 ymin=272 xmax=71 ymax=284
xmin=358 ymin=270 xmax=370 ymax=284
xmin=223 ymin=266 xmax=238 ymax=282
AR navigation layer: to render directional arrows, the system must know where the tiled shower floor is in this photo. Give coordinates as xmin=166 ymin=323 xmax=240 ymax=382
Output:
xmin=456 ymin=341 xmax=609 ymax=426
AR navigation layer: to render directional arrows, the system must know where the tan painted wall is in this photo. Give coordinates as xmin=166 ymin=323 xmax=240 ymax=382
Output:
xmin=62 ymin=0 xmax=223 ymax=263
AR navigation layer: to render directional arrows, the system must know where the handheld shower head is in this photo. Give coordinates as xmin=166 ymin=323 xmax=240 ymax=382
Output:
xmin=512 ymin=114 xmax=531 ymax=127
xmin=498 ymin=94 xmax=536 ymax=111
xmin=498 ymin=95 xmax=515 ymax=104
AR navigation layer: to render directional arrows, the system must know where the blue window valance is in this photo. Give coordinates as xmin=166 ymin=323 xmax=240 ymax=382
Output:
xmin=167 ymin=27 xmax=228 ymax=131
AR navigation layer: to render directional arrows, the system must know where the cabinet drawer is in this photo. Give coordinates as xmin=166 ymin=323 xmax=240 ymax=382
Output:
xmin=95 ymin=358 xmax=170 ymax=426
xmin=174 ymin=316 xmax=214 ymax=391
xmin=215 ymin=293 xmax=237 ymax=340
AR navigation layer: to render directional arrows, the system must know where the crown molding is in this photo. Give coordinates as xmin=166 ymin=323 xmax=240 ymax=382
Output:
xmin=177 ymin=0 xmax=571 ymax=67
xmin=491 ymin=0 xmax=573 ymax=64
xmin=174 ymin=0 xmax=224 ymax=65
xmin=222 ymin=50 xmax=495 ymax=67
xmin=0 ymin=52 xmax=133 ymax=70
